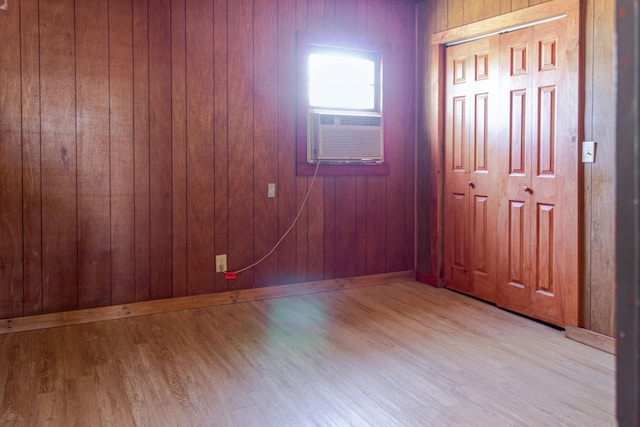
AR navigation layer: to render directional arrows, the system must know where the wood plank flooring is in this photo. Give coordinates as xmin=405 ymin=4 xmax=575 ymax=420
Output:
xmin=0 ymin=281 xmax=615 ymax=426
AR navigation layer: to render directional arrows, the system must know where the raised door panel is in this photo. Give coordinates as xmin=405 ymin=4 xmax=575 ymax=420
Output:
xmin=500 ymin=199 xmax=531 ymax=314
xmin=534 ymin=203 xmax=555 ymax=297
xmin=470 ymin=193 xmax=495 ymax=301
xmin=449 ymin=192 xmax=470 ymax=288
xmin=452 ymin=96 xmax=467 ymax=172
xmin=509 ymin=89 xmax=528 ymax=175
xmin=473 ymin=93 xmax=489 ymax=173
xmin=530 ymin=198 xmax=562 ymax=322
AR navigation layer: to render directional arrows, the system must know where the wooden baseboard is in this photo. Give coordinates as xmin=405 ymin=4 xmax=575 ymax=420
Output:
xmin=416 ymin=270 xmax=442 ymax=287
xmin=0 ymin=271 xmax=415 ymax=335
xmin=565 ymin=325 xmax=616 ymax=354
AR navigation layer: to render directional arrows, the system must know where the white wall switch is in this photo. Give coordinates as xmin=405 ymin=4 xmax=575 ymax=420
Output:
xmin=267 ymin=183 xmax=276 ymax=198
xmin=582 ymin=141 xmax=596 ymax=163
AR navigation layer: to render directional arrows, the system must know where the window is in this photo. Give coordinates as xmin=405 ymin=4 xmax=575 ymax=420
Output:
xmin=296 ymin=34 xmax=389 ymax=176
xmin=308 ymin=49 xmax=379 ymax=111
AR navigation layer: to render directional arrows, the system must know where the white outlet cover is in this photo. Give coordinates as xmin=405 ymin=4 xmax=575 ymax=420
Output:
xmin=267 ymin=183 xmax=276 ymax=198
xmin=215 ymin=254 xmax=227 ymax=273
xmin=582 ymin=141 xmax=596 ymax=163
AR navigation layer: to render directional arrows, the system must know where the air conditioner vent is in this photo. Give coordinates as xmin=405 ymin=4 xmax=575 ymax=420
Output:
xmin=320 ymin=114 xmax=336 ymax=125
xmin=307 ymin=110 xmax=384 ymax=164
xmin=335 ymin=115 xmax=382 ymax=127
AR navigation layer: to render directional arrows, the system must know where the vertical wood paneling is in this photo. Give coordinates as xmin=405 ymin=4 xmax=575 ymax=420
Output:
xmin=464 ymin=0 xmax=484 ymax=24
xmin=434 ymin=0 xmax=448 ymax=33
xmin=357 ymin=0 xmax=367 ymax=32
xmin=254 ymin=0 xmax=279 ymax=286
xmin=307 ymin=0 xmax=324 ymax=32
xmin=324 ymin=0 xmax=335 ymax=30
xmin=448 ymin=0 xmax=464 ymax=28
xmin=485 ymin=0 xmax=502 ymax=18
xmin=76 ymin=0 xmax=110 ymax=308
xmin=228 ymin=0 xmax=255 ymax=290
xmin=335 ymin=0 xmax=357 ymax=33
xmin=305 ymin=0 xmax=326 ymax=281
xmin=323 ymin=179 xmax=337 ymax=279
xmin=429 ymin=12 xmax=448 ymax=283
xmin=386 ymin=0 xmax=409 ymax=272
xmin=295 ymin=179 xmax=310 ymax=282
xmin=0 ymin=2 xmax=24 ymax=318
xmin=172 ymin=0 xmax=188 ymax=297
xmin=335 ymin=178 xmax=358 ymax=278
xmin=133 ymin=0 xmax=151 ymax=302
xmin=334 ymin=0 xmax=359 ymax=279
xmin=109 ymin=0 xmax=135 ymax=305
xmin=213 ymin=0 xmax=229 ymax=293
xmin=307 ymin=173 xmax=326 ymax=281
xmin=322 ymin=0 xmax=337 ymax=281
xmin=0 ymin=0 xmax=416 ymax=320
xmin=511 ymin=0 xmax=529 ymax=11
xmin=366 ymin=0 xmax=388 ymax=275
xmin=277 ymin=0 xmax=299 ymax=285
xmin=581 ymin=0 xmax=595 ymax=330
xmin=355 ymin=178 xmax=368 ymax=276
xmin=186 ymin=0 xmax=215 ymax=295
xmin=20 ymin=0 xmax=43 ymax=315
xmin=355 ymin=0 xmax=369 ymax=278
xmin=148 ymin=0 xmax=173 ymax=300
xmin=416 ymin=0 xmax=431 ymax=274
xmin=588 ymin=0 xmax=616 ymax=336
xmin=295 ymin=0 xmax=309 ymax=283
xmin=39 ymin=0 xmax=78 ymax=313
xmin=403 ymin=0 xmax=417 ymax=271
xmin=501 ymin=0 xmax=512 ymax=15
xmin=365 ymin=181 xmax=387 ymax=275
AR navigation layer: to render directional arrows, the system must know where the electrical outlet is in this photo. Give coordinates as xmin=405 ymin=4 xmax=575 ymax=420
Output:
xmin=267 ymin=183 xmax=276 ymax=198
xmin=215 ymin=254 xmax=227 ymax=273
xmin=582 ymin=141 xmax=596 ymax=163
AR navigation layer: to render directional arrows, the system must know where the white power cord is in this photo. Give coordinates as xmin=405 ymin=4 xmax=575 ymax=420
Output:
xmin=229 ymin=160 xmax=322 ymax=276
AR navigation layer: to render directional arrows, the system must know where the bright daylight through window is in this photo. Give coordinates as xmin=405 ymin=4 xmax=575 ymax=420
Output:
xmin=308 ymin=52 xmax=377 ymax=111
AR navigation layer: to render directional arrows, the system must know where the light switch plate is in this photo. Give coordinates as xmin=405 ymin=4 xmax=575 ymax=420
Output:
xmin=582 ymin=141 xmax=596 ymax=163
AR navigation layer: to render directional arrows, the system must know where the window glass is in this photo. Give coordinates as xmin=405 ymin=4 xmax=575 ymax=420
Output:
xmin=308 ymin=52 xmax=377 ymax=110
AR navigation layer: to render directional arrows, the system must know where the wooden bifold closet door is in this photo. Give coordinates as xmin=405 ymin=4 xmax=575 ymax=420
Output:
xmin=443 ymin=18 xmax=578 ymax=327
xmin=443 ymin=36 xmax=499 ymax=304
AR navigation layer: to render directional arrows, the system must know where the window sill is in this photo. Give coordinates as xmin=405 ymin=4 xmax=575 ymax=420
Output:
xmin=296 ymin=162 xmax=390 ymax=177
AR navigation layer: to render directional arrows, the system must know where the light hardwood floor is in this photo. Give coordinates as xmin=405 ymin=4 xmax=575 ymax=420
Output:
xmin=0 ymin=281 xmax=615 ymax=426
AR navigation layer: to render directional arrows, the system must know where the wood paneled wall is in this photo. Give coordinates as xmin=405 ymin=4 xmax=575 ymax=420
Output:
xmin=0 ymin=0 xmax=416 ymax=319
xmin=416 ymin=0 xmax=617 ymax=336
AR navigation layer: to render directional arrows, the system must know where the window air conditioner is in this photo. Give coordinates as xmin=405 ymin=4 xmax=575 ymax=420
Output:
xmin=307 ymin=110 xmax=384 ymax=163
